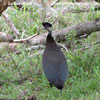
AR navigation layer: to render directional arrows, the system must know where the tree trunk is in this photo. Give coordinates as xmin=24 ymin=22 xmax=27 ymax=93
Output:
xmin=0 ymin=0 xmax=16 ymax=15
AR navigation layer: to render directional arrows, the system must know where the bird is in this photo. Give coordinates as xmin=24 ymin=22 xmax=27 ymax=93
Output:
xmin=42 ymin=22 xmax=68 ymax=93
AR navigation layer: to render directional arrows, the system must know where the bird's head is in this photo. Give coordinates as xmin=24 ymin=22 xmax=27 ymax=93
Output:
xmin=42 ymin=22 xmax=52 ymax=33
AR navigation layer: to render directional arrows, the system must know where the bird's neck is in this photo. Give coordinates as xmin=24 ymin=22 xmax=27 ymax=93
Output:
xmin=46 ymin=31 xmax=55 ymax=44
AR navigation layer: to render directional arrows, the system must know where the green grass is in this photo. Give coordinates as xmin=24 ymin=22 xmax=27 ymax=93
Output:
xmin=0 ymin=3 xmax=100 ymax=100
xmin=0 ymin=46 xmax=100 ymax=100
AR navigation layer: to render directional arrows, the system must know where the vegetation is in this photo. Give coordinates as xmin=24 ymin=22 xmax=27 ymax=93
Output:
xmin=0 ymin=2 xmax=100 ymax=100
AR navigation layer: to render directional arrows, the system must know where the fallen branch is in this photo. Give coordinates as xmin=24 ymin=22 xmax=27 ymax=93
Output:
xmin=0 ymin=17 xmax=100 ymax=48
xmin=55 ymin=2 xmax=100 ymax=14
xmin=0 ymin=32 xmax=14 ymax=42
xmin=27 ymin=45 xmax=45 ymax=51
xmin=0 ymin=42 xmax=21 ymax=55
xmin=29 ymin=18 xmax=100 ymax=45
xmin=2 ymin=13 xmax=20 ymax=38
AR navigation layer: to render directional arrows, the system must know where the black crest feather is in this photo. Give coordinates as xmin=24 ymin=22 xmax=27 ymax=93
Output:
xmin=42 ymin=22 xmax=52 ymax=29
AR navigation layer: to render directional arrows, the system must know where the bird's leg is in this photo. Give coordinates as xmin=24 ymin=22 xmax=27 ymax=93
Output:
xmin=61 ymin=89 xmax=63 ymax=96
xmin=49 ymin=82 xmax=53 ymax=87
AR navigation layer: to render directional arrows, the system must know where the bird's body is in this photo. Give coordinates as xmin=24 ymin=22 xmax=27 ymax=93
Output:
xmin=42 ymin=22 xmax=68 ymax=90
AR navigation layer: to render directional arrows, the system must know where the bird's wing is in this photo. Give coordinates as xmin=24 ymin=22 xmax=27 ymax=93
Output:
xmin=59 ymin=60 xmax=68 ymax=82
xmin=42 ymin=57 xmax=59 ymax=82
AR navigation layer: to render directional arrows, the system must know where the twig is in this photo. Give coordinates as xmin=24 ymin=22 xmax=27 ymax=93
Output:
xmin=57 ymin=43 xmax=68 ymax=52
xmin=13 ymin=33 xmax=38 ymax=43
xmin=17 ymin=87 xmax=26 ymax=99
xmin=2 ymin=13 xmax=20 ymax=38
xmin=51 ymin=0 xmax=60 ymax=7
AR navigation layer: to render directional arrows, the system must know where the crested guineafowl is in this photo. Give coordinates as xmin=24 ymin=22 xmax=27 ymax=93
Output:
xmin=42 ymin=22 xmax=68 ymax=93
